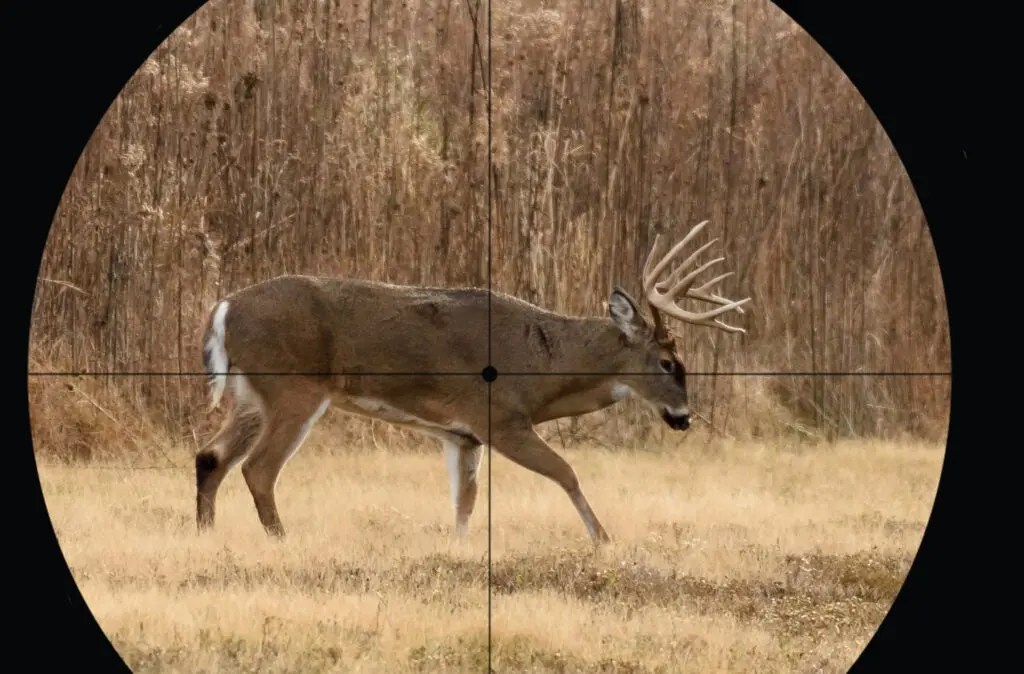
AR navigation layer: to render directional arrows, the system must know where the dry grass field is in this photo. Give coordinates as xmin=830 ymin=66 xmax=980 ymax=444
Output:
xmin=35 ymin=422 xmax=942 ymax=673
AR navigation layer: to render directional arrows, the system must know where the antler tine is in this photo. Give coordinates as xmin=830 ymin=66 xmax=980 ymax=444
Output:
xmin=667 ymin=255 xmax=727 ymax=300
xmin=658 ymin=271 xmax=746 ymax=314
xmin=653 ymin=237 xmax=720 ymax=295
xmin=641 ymin=233 xmax=664 ymax=290
xmin=654 ymin=295 xmax=752 ymax=332
xmin=643 ymin=219 xmax=752 ymax=333
xmin=690 ymin=272 xmax=746 ymax=314
xmin=642 ymin=220 xmax=709 ymax=296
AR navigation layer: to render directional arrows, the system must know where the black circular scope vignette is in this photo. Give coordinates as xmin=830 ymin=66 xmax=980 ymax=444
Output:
xmin=8 ymin=1 xmax=978 ymax=672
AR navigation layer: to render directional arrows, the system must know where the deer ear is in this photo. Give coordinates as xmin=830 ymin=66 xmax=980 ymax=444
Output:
xmin=608 ymin=288 xmax=644 ymax=341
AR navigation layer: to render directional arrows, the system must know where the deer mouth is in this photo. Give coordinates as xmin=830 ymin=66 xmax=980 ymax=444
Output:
xmin=662 ymin=409 xmax=691 ymax=431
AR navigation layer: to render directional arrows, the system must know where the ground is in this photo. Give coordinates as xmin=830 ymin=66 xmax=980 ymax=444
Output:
xmin=36 ymin=437 xmax=942 ymax=673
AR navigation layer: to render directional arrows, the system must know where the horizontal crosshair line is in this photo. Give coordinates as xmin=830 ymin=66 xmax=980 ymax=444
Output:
xmin=498 ymin=371 xmax=952 ymax=377
xmin=26 ymin=370 xmax=952 ymax=377
xmin=27 ymin=371 xmax=483 ymax=377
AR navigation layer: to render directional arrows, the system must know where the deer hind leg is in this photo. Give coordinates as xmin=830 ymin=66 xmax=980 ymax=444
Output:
xmin=441 ymin=434 xmax=484 ymax=540
xmin=490 ymin=424 xmax=611 ymax=545
xmin=240 ymin=393 xmax=330 ymax=538
xmin=196 ymin=379 xmax=264 ymax=532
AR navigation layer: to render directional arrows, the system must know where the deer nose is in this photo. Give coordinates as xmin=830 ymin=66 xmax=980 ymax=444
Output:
xmin=662 ymin=408 xmax=691 ymax=431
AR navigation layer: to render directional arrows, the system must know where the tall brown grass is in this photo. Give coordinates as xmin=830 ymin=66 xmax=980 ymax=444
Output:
xmin=29 ymin=0 xmax=949 ymax=462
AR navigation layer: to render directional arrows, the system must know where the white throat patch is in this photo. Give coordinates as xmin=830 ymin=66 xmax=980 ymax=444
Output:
xmin=611 ymin=383 xmax=636 ymax=401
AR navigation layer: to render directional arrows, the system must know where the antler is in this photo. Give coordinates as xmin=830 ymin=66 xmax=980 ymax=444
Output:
xmin=641 ymin=220 xmax=752 ymax=333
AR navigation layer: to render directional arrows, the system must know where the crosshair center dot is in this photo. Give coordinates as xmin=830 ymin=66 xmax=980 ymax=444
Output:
xmin=481 ymin=366 xmax=498 ymax=383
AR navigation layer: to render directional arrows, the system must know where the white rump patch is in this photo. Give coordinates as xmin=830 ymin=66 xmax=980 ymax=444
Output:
xmin=205 ymin=300 xmax=230 ymax=409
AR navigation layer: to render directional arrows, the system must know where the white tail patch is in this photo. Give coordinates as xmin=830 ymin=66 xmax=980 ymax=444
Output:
xmin=205 ymin=301 xmax=230 ymax=410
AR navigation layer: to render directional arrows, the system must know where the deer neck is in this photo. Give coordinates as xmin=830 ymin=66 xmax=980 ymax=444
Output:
xmin=534 ymin=314 xmax=631 ymax=374
xmin=530 ymin=373 xmax=626 ymax=424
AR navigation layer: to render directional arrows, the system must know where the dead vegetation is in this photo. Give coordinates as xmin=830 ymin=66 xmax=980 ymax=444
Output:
xmin=37 ymin=437 xmax=941 ymax=672
xmin=29 ymin=0 xmax=948 ymax=455
xmin=29 ymin=0 xmax=948 ymax=671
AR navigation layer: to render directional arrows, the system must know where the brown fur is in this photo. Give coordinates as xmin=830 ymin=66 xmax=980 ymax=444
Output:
xmin=195 ymin=228 xmax=747 ymax=544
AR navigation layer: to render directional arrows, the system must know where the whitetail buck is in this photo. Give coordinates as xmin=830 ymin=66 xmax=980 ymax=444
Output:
xmin=195 ymin=220 xmax=750 ymax=544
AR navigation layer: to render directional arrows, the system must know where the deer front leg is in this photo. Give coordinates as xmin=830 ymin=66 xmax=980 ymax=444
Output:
xmin=489 ymin=424 xmax=611 ymax=545
xmin=441 ymin=435 xmax=484 ymax=540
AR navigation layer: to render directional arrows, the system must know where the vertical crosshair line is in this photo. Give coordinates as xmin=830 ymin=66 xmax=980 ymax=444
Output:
xmin=487 ymin=379 xmax=493 ymax=672
xmin=485 ymin=0 xmax=494 ymax=671
xmin=486 ymin=0 xmax=493 ymax=365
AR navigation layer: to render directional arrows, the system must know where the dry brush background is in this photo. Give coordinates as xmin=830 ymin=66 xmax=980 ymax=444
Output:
xmin=29 ymin=0 xmax=949 ymax=672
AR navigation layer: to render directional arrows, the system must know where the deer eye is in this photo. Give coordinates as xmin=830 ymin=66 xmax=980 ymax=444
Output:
xmin=659 ymin=359 xmax=674 ymax=373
